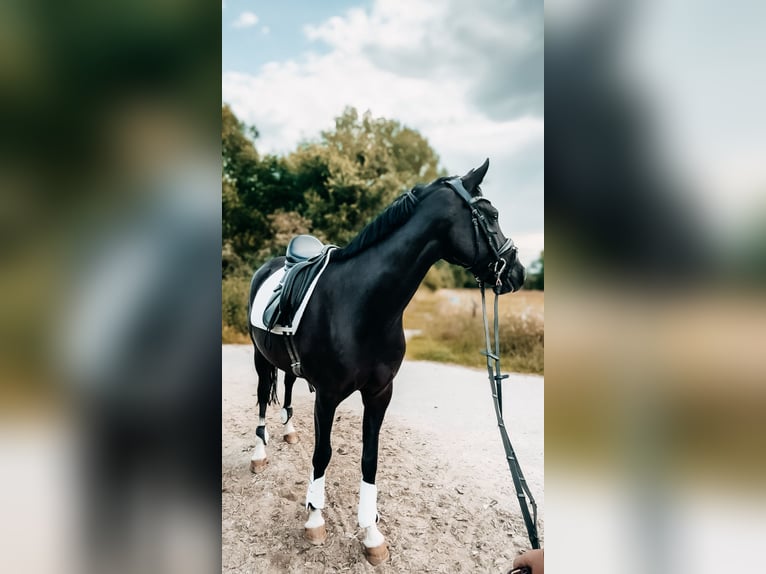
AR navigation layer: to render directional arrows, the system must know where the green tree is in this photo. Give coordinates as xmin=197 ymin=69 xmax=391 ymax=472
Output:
xmin=222 ymin=105 xmax=305 ymax=270
xmin=289 ymin=107 xmax=444 ymax=245
xmin=222 ymin=104 xmax=266 ymax=260
xmin=524 ymin=251 xmax=544 ymax=290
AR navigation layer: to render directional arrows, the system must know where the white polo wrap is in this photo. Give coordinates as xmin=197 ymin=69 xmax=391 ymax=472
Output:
xmin=358 ymin=480 xmax=378 ymax=528
xmin=305 ymin=473 xmax=326 ymax=510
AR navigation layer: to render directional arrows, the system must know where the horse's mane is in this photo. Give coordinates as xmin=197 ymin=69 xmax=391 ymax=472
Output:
xmin=331 ymin=177 xmax=449 ymax=262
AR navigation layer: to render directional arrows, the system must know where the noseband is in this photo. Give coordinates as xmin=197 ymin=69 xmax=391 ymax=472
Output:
xmin=444 ymin=178 xmax=516 ymax=288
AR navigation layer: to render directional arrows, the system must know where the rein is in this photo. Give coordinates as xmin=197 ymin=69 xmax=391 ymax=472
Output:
xmin=443 ymin=177 xmax=540 ymax=551
xmin=479 ymin=280 xmax=540 ymax=551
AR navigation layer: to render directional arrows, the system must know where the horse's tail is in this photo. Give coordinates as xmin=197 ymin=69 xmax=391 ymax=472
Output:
xmin=267 ymin=365 xmax=279 ymax=406
xmin=254 ymin=354 xmax=280 ymax=408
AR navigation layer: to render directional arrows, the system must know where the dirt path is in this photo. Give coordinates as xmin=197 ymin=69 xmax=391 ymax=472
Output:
xmin=222 ymin=345 xmax=544 ymax=573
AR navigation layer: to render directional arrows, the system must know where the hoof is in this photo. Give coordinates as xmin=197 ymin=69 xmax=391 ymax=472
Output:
xmin=364 ymin=542 xmax=389 ymax=566
xmin=283 ymin=432 xmax=299 ymax=444
xmin=304 ymin=524 xmax=327 ymax=546
xmin=250 ymin=458 xmax=268 ymax=473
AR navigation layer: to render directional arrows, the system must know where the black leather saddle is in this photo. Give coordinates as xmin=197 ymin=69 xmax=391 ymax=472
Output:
xmin=263 ymin=235 xmax=334 ymax=331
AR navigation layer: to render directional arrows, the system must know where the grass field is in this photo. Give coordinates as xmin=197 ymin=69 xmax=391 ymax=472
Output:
xmin=403 ymin=288 xmax=544 ymax=374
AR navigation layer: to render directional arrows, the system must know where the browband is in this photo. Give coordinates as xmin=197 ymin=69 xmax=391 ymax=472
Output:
xmin=444 ymin=177 xmax=480 ymax=205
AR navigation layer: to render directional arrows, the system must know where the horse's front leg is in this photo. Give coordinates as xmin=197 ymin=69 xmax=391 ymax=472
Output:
xmin=304 ymin=392 xmax=338 ymax=545
xmin=281 ymin=372 xmax=298 ymax=444
xmin=358 ymin=383 xmax=393 ymax=565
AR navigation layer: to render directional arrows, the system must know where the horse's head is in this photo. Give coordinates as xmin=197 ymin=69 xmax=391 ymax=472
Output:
xmin=440 ymin=159 xmax=525 ymax=294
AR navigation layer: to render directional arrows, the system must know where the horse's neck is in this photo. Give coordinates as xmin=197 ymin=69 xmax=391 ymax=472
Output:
xmin=342 ymin=213 xmax=443 ymax=322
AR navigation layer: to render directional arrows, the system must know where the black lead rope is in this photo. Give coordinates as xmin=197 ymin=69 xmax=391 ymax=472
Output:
xmin=479 ymin=281 xmax=540 ymax=551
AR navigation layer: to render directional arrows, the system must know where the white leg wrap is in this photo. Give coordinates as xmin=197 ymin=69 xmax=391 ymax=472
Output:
xmin=251 ymin=432 xmax=268 ymax=462
xmin=362 ymin=524 xmax=385 ymax=548
xmin=304 ymin=507 xmax=325 ymax=529
xmin=280 ymin=408 xmax=290 ymax=424
xmin=305 ymin=472 xmax=326 ymax=510
xmin=283 ymin=419 xmax=296 ymax=436
xmin=358 ymin=480 xmax=378 ymax=529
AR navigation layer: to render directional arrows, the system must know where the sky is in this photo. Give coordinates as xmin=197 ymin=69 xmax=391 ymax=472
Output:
xmin=222 ymin=0 xmax=544 ymax=266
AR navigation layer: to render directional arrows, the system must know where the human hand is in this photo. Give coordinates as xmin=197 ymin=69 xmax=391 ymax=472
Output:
xmin=510 ymin=548 xmax=544 ymax=574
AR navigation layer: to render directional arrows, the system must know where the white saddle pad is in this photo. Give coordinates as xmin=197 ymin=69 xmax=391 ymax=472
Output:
xmin=249 ymin=255 xmax=333 ymax=334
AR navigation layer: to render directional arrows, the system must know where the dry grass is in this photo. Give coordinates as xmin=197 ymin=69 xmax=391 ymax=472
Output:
xmin=223 ymin=277 xmax=544 ymax=375
xmin=222 ymin=275 xmax=252 ymax=343
xmin=222 ymin=323 xmax=250 ymax=344
xmin=403 ymin=288 xmax=544 ymax=374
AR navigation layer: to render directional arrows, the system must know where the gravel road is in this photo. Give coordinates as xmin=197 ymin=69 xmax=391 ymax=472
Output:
xmin=222 ymin=344 xmax=543 ymax=573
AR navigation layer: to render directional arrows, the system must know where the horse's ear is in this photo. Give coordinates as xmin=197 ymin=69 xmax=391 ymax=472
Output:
xmin=461 ymin=158 xmax=490 ymax=195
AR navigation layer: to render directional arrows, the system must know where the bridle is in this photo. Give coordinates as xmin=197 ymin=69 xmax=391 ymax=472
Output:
xmin=444 ymin=177 xmax=517 ymax=289
xmin=442 ymin=177 xmax=541 ymax=553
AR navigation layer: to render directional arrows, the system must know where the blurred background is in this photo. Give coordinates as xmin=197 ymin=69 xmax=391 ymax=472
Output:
xmin=0 ymin=1 xmax=220 ymax=573
xmin=546 ymin=1 xmax=766 ymax=572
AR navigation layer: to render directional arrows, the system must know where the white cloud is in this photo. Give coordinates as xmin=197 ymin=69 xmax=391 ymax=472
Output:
xmin=232 ymin=11 xmax=259 ymax=29
xmin=222 ymin=0 xmax=543 ymax=263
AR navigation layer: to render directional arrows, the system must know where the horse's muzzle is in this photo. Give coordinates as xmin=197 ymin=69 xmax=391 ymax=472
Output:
xmin=480 ymin=260 xmax=524 ymax=294
xmin=507 ymin=261 xmax=526 ymax=293
xmin=497 ymin=261 xmax=525 ymax=294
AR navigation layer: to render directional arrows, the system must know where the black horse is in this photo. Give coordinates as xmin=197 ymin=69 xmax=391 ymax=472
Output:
xmin=247 ymin=159 xmax=524 ymax=565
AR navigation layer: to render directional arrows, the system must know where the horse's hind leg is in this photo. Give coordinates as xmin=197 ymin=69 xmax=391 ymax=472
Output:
xmin=304 ymin=392 xmax=338 ymax=545
xmin=281 ymin=372 xmax=299 ymax=444
xmin=250 ymin=348 xmax=276 ymax=473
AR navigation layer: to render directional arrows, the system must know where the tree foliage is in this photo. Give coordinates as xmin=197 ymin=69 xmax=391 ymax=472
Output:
xmin=222 ymin=104 xmax=266 ymax=256
xmin=290 ymin=107 xmax=443 ymax=245
xmin=222 ymin=104 xmax=445 ymax=275
xmin=524 ymin=251 xmax=544 ymax=290
xmin=222 ymin=105 xmax=302 ymax=260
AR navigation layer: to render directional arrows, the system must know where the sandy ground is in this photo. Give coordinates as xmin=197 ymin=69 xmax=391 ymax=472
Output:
xmin=222 ymin=345 xmax=544 ymax=573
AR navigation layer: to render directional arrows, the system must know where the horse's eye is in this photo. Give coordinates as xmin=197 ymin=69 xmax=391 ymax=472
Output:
xmin=492 ymin=213 xmax=499 ymax=222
